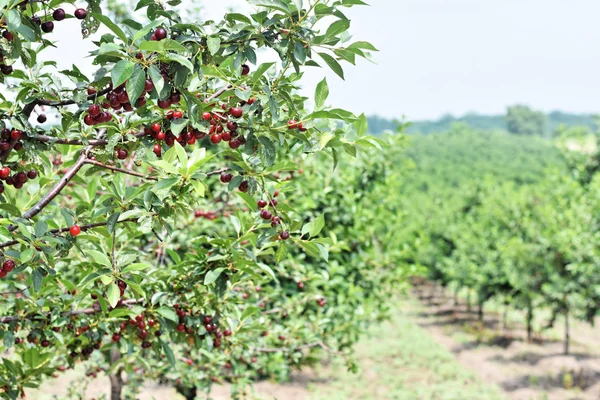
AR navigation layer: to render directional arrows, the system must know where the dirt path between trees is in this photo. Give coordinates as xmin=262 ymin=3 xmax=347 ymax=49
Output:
xmin=412 ymin=286 xmax=600 ymax=400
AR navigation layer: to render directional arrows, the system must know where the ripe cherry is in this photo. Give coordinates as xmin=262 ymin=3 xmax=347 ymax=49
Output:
xmin=153 ymin=144 xmax=161 ymax=157
xmin=279 ymin=231 xmax=290 ymax=240
xmin=74 ymin=8 xmax=87 ymax=19
xmin=220 ymin=173 xmax=233 ymax=183
xmin=260 ymin=210 xmax=272 ymax=220
xmin=230 ymin=107 xmax=243 ymax=118
xmin=257 ymin=199 xmax=267 ymax=208
xmin=88 ymin=104 xmax=101 ymax=117
xmin=41 ymin=340 xmax=50 ymax=347
xmin=227 ymin=121 xmax=238 ymax=131
xmin=223 ymin=329 xmax=232 ymax=337
xmin=176 ymin=324 xmax=185 ymax=332
xmin=112 ymin=333 xmax=121 ymax=342
xmin=173 ymin=111 xmax=183 ymax=119
xmin=155 ymin=131 xmax=165 ymax=141
xmin=151 ymin=123 xmax=161 ymax=133
xmin=154 ymin=28 xmax=167 ymax=40
xmin=15 ymin=172 xmax=27 ymax=184
xmin=157 ymin=99 xmax=171 ymax=109
xmin=221 ymin=131 xmax=231 ymax=142
xmin=2 ymin=260 xmax=15 ymax=272
xmin=202 ymin=112 xmax=212 ymax=121
xmin=288 ymin=120 xmax=299 ymax=129
xmin=52 ymin=8 xmax=66 ymax=21
xmin=229 ymin=138 xmax=241 ymax=149
xmin=69 ymin=225 xmax=81 ymax=237
xmin=210 ymin=133 xmax=222 ymax=144
xmin=116 ymin=148 xmax=128 ymax=160
xmin=144 ymin=79 xmax=154 ymax=91
xmin=37 ymin=114 xmax=47 ymax=123
xmin=10 ymin=129 xmax=21 ymax=140
xmin=0 ymin=167 xmax=10 ymax=179
xmin=27 ymin=170 xmax=37 ymax=179
xmin=170 ymin=93 xmax=181 ymax=104
xmin=273 ymin=189 xmax=279 ymax=197
xmin=298 ymin=123 xmax=307 ymax=132
xmin=241 ymin=64 xmax=250 ymax=76
xmin=238 ymin=181 xmax=249 ymax=192
xmin=2 ymin=31 xmax=13 ymax=42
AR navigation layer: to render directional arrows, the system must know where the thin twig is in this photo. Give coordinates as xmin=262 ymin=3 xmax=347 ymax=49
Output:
xmin=85 ymin=159 xmax=158 ymax=181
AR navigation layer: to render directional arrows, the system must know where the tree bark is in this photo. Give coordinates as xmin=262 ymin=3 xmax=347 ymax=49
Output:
xmin=478 ymin=300 xmax=484 ymax=322
xmin=467 ymin=290 xmax=472 ymax=312
xmin=564 ymin=308 xmax=570 ymax=355
xmin=109 ymin=346 xmax=124 ymax=400
xmin=454 ymin=286 xmax=459 ymax=306
xmin=526 ymin=303 xmax=533 ymax=342
xmin=503 ymin=306 xmax=508 ymax=330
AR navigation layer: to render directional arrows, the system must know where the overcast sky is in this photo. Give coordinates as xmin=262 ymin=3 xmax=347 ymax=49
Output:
xmin=47 ymin=0 xmax=600 ymax=121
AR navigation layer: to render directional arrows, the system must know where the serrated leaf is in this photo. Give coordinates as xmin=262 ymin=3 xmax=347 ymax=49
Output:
xmin=112 ymin=60 xmax=135 ymax=88
xmin=318 ymin=52 xmax=344 ymax=80
xmin=156 ymin=307 xmax=178 ymax=322
xmin=106 ymin=283 xmax=120 ymax=308
xmin=95 ymin=13 xmax=128 ymax=43
xmin=87 ymin=250 xmax=111 ymax=267
xmin=315 ymin=78 xmax=329 ymax=109
xmin=207 ymin=36 xmax=221 ymax=55
xmin=126 ymin=65 xmax=146 ymax=104
xmin=204 ymin=268 xmax=225 ymax=285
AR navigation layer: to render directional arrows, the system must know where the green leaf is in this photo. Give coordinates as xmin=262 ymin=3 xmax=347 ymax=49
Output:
xmin=347 ymin=40 xmax=379 ymax=51
xmin=241 ymin=306 xmax=260 ymax=321
xmin=314 ymin=78 xmax=329 ymax=109
xmin=111 ymin=60 xmax=135 ymax=88
xmin=204 ymin=268 xmax=225 ymax=285
xmin=354 ymin=113 xmax=368 ymax=136
xmin=310 ymin=214 xmax=325 ymax=237
xmin=122 ymin=263 xmax=149 ymax=273
xmin=133 ymin=19 xmax=163 ymax=42
xmin=126 ymin=65 xmax=146 ymax=107
xmin=5 ymin=10 xmax=21 ymax=31
xmin=325 ymin=19 xmax=350 ymax=39
xmin=248 ymin=0 xmax=291 ymax=15
xmin=165 ymin=53 xmax=193 ymax=71
xmin=106 ymin=283 xmax=120 ymax=308
xmin=87 ymin=250 xmax=111 ymax=267
xmin=161 ymin=340 xmax=176 ymax=366
xmin=95 ymin=13 xmax=128 ymax=43
xmin=148 ymin=65 xmax=164 ymax=96
xmin=207 ymin=36 xmax=221 ymax=55
xmin=156 ymin=307 xmax=178 ymax=322
xmin=318 ymin=52 xmax=344 ymax=80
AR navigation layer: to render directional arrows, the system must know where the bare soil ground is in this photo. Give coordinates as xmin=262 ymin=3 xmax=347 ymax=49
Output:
xmin=413 ymin=286 xmax=600 ymax=400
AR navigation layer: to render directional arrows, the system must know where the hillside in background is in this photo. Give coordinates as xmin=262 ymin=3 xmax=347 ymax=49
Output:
xmin=368 ymin=110 xmax=598 ymax=136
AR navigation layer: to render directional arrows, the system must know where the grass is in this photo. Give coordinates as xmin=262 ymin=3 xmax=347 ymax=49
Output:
xmin=304 ymin=301 xmax=505 ymax=400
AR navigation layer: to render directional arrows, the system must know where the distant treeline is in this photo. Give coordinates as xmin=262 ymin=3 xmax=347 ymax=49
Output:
xmin=368 ymin=109 xmax=598 ymax=136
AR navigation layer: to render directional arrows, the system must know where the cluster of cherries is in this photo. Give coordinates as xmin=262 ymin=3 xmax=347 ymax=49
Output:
xmin=0 ymin=162 xmax=38 ymax=193
xmin=39 ymin=7 xmax=88 ymax=34
xmin=112 ymin=313 xmax=160 ymax=349
xmin=0 ymin=128 xmax=25 ymax=153
xmin=0 ymin=259 xmax=15 ymax=279
xmin=194 ymin=209 xmax=219 ymax=221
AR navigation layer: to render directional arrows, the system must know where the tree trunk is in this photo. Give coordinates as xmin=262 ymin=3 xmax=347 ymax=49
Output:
xmin=109 ymin=345 xmax=124 ymax=400
xmin=564 ymin=308 xmax=570 ymax=355
xmin=478 ymin=300 xmax=484 ymax=322
xmin=454 ymin=286 xmax=459 ymax=306
xmin=467 ymin=290 xmax=472 ymax=312
xmin=526 ymin=304 xmax=533 ymax=342
xmin=503 ymin=306 xmax=508 ymax=330
xmin=175 ymin=384 xmax=197 ymax=400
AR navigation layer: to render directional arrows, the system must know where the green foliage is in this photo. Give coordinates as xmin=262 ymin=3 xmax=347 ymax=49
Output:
xmin=0 ymin=1 xmax=397 ymax=399
xmin=367 ymin=110 xmax=598 ymax=136
xmin=505 ymin=104 xmax=548 ymax=136
xmin=398 ymin=124 xmax=600 ymax=345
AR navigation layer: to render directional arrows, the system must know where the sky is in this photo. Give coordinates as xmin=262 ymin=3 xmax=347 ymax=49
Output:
xmin=44 ymin=0 xmax=600 ymax=121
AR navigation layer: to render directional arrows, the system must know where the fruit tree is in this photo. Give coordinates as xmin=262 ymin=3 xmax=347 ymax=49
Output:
xmin=0 ymin=0 xmax=387 ymax=399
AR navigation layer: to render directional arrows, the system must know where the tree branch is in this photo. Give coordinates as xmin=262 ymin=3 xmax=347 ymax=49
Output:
xmin=0 ymin=218 xmax=141 ymax=249
xmin=254 ymin=341 xmax=342 ymax=355
xmin=33 ymin=131 xmax=145 ymax=146
xmin=84 ymin=159 xmax=158 ymax=181
xmin=0 ymin=299 xmax=142 ymax=323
